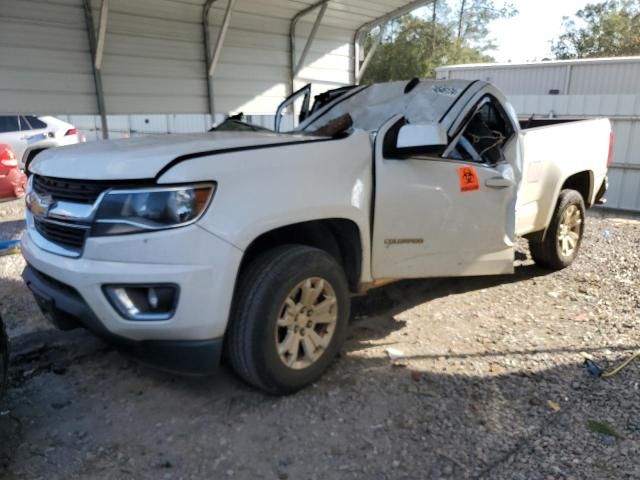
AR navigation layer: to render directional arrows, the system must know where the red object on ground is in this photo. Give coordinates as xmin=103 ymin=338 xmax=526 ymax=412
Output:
xmin=0 ymin=144 xmax=18 ymax=176
xmin=0 ymin=144 xmax=27 ymax=199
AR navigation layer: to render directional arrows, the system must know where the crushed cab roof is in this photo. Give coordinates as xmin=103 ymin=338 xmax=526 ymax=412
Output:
xmin=303 ymin=79 xmax=481 ymax=132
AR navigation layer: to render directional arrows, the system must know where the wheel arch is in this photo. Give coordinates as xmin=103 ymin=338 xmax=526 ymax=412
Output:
xmin=238 ymin=218 xmax=364 ymax=292
xmin=525 ymin=170 xmax=593 ymax=243
xmin=528 ymin=189 xmax=586 ymax=270
xmin=561 ymin=170 xmax=594 ymax=207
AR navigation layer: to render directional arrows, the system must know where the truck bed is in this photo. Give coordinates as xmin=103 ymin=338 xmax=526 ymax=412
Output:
xmin=515 ymin=118 xmax=611 ymax=237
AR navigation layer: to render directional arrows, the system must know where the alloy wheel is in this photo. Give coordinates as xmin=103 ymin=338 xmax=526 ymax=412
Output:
xmin=275 ymin=277 xmax=338 ymax=370
xmin=557 ymin=204 xmax=582 ymax=257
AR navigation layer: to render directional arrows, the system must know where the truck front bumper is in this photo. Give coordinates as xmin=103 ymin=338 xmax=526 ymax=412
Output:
xmin=21 ymin=224 xmax=243 ymax=375
xmin=23 ymin=265 xmax=223 ymax=374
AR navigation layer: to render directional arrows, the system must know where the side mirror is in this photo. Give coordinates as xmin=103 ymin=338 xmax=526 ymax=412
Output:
xmin=396 ymin=123 xmax=448 ymax=152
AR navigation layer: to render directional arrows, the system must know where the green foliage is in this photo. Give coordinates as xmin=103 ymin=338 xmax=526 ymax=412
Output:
xmin=455 ymin=0 xmax=517 ymax=50
xmin=586 ymin=420 xmax=624 ymax=439
xmin=552 ymin=0 xmax=640 ymax=59
xmin=361 ymin=1 xmax=516 ymax=84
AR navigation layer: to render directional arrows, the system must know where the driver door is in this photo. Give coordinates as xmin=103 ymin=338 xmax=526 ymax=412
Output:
xmin=371 ymin=95 xmax=520 ymax=279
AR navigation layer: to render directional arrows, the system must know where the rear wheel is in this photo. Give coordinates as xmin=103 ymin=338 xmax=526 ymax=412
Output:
xmin=529 ymin=189 xmax=586 ymax=270
xmin=226 ymin=245 xmax=350 ymax=394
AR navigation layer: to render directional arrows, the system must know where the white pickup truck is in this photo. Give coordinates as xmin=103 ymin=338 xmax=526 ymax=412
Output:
xmin=21 ymin=79 xmax=611 ymax=394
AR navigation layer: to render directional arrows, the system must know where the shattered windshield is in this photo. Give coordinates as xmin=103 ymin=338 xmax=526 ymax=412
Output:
xmin=300 ymin=79 xmax=473 ymax=133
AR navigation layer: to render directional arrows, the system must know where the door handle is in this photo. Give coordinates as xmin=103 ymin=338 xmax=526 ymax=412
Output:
xmin=485 ymin=177 xmax=515 ymax=189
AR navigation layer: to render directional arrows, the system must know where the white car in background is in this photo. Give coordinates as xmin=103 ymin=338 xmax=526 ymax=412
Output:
xmin=0 ymin=116 xmax=80 ymax=172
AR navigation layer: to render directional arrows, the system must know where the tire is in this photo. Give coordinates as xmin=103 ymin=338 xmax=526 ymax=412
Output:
xmin=0 ymin=317 xmax=8 ymax=399
xmin=226 ymin=245 xmax=350 ymax=394
xmin=529 ymin=189 xmax=586 ymax=270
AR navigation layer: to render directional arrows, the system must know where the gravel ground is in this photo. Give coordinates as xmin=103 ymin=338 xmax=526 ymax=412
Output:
xmin=0 ymin=198 xmax=639 ymax=480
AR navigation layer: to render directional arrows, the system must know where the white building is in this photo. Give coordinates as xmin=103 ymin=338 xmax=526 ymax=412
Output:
xmin=438 ymin=57 xmax=640 ymax=212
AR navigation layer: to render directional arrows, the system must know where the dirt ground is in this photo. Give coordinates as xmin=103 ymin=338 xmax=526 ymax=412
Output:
xmin=0 ymin=198 xmax=639 ymax=480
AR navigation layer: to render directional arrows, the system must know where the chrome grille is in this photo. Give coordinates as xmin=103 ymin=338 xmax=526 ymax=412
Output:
xmin=33 ymin=217 xmax=89 ymax=250
xmin=33 ymin=175 xmax=111 ymax=204
xmin=30 ymin=176 xmax=151 ymax=256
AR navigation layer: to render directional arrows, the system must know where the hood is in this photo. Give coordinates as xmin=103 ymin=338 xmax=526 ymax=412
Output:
xmin=30 ymin=131 xmax=320 ymax=180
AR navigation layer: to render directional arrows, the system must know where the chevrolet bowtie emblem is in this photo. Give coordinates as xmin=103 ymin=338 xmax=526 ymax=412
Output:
xmin=26 ymin=191 xmax=56 ymax=217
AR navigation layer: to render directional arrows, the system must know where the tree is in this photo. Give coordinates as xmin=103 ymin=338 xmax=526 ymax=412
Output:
xmin=361 ymin=16 xmax=459 ymax=82
xmin=455 ymin=0 xmax=517 ymax=51
xmin=552 ymin=0 xmax=640 ymax=59
xmin=360 ymin=0 xmax=516 ymax=84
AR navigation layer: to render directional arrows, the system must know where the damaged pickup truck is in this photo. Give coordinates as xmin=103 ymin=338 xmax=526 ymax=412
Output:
xmin=21 ymin=79 xmax=611 ymax=394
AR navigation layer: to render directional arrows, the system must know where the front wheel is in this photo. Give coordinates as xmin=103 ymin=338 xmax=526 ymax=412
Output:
xmin=226 ymin=245 xmax=350 ymax=394
xmin=529 ymin=189 xmax=586 ymax=270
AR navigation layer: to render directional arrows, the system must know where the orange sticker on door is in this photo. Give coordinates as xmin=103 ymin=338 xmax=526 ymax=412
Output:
xmin=457 ymin=166 xmax=480 ymax=192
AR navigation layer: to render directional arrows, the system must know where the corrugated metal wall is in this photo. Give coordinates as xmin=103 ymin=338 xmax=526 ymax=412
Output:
xmin=437 ymin=58 xmax=640 ymax=212
xmin=92 ymin=0 xmax=208 ymax=114
xmin=2 ymin=0 xmax=419 ymax=117
xmin=0 ymin=0 xmax=97 ymax=114
xmin=0 ymin=0 xmax=360 ymax=116
xmin=569 ymin=61 xmax=640 ymax=94
xmin=437 ymin=58 xmax=640 ymax=95
xmin=438 ymin=64 xmax=569 ymax=95
xmin=88 ymin=0 xmax=356 ymax=115
xmin=57 ymin=112 xmax=295 ymax=141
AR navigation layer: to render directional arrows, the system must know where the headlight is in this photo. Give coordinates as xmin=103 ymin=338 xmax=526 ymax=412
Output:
xmin=92 ymin=184 xmax=215 ymax=236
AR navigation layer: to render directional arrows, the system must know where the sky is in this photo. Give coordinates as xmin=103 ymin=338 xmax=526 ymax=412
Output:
xmin=488 ymin=0 xmax=592 ymax=62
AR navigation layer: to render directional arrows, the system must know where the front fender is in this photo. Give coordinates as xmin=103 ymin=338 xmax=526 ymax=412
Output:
xmin=158 ymin=130 xmax=374 ymax=282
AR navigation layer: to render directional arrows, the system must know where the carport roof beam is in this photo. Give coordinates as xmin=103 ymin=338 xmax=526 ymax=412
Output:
xmin=94 ymin=0 xmax=109 ymax=70
xmin=83 ymin=0 xmax=109 ymax=139
xmin=356 ymin=28 xmax=383 ymax=84
xmin=289 ymin=0 xmax=330 ymax=93
xmin=202 ymin=0 xmax=218 ymax=117
xmin=202 ymin=0 xmax=236 ymax=118
xmin=208 ymin=0 xmax=236 ymax=78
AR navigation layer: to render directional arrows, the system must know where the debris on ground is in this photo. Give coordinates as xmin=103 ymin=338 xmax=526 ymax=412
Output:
xmin=0 ymin=240 xmax=20 ymax=257
xmin=1 ymin=202 xmax=639 ymax=479
xmin=385 ymin=347 xmax=405 ymax=361
xmin=587 ymin=420 xmax=624 ymax=439
xmin=547 ymin=400 xmax=561 ymax=413
xmin=584 ymin=351 xmax=640 ymax=378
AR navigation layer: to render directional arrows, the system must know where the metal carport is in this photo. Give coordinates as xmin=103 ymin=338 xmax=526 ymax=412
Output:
xmin=0 ymin=0 xmax=429 ymax=138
